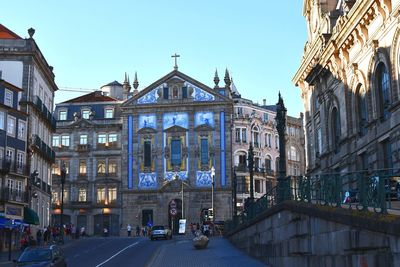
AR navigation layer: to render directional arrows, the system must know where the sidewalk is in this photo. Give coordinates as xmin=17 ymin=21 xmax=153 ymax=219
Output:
xmin=0 ymin=237 xmax=77 ymax=266
xmin=148 ymin=236 xmax=268 ymax=267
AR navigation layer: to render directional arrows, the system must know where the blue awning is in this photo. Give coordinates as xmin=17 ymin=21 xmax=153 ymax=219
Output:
xmin=0 ymin=217 xmax=23 ymax=229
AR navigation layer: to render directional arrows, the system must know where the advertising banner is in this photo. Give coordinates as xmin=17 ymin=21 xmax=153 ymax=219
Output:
xmin=178 ymin=219 xmax=186 ymax=234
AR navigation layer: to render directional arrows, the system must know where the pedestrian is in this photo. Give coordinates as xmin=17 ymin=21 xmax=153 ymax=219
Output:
xmin=80 ymin=226 xmax=86 ymax=237
xmin=103 ymin=227 xmax=108 ymax=237
xmin=136 ymin=225 xmax=140 ymax=236
xmin=127 ymin=224 xmax=132 ymax=237
xmin=36 ymin=229 xmax=42 ymax=246
xmin=71 ymin=224 xmax=76 ymax=239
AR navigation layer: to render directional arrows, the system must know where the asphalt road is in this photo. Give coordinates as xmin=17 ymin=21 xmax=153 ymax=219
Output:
xmin=63 ymin=236 xmax=172 ymax=267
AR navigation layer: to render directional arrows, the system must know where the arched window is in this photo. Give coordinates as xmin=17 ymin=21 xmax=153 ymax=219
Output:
xmin=331 ymin=107 xmax=340 ymax=150
xmin=275 ymin=157 xmax=280 ymax=172
xmin=265 ymin=155 xmax=272 ymax=171
xmin=376 ymin=63 xmax=391 ymax=120
xmin=251 ymin=125 xmax=260 ymax=148
xmin=357 ymin=84 xmax=368 ymax=136
xmin=289 ymin=146 xmax=299 ymax=161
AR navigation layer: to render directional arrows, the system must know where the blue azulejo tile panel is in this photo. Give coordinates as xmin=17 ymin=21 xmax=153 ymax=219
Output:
xmin=164 ymin=171 xmax=188 ymax=181
xmin=138 ymin=114 xmax=156 ymax=129
xmin=138 ymin=172 xmax=157 ymax=188
xmin=220 ymin=111 xmax=226 ymax=187
xmin=163 ymin=112 xmax=188 ymax=129
xmin=137 ymin=88 xmax=159 ymax=104
xmin=192 ymin=87 xmax=215 ymax=102
xmin=128 ymin=116 xmax=133 ymax=189
xmin=196 ymin=171 xmax=212 ymax=187
xmin=194 ymin=112 xmax=214 ymax=128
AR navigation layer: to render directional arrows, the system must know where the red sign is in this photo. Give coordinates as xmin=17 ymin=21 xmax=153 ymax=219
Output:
xmin=170 ymin=208 xmax=177 ymax=216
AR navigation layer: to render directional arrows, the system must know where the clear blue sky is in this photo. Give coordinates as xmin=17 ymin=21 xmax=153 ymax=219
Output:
xmin=2 ymin=0 xmax=307 ymax=117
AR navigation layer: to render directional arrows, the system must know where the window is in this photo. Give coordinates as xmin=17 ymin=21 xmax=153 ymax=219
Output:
xmin=173 ymin=87 xmax=178 ymax=98
xmin=144 ymin=140 xmax=152 ymax=168
xmin=79 ymin=160 xmax=87 ymax=175
xmin=98 ymin=134 xmax=107 ymax=144
xmin=18 ymin=120 xmax=26 ymax=140
xmin=97 ymin=188 xmax=106 ymax=203
xmin=78 ymin=188 xmax=87 ymax=202
xmin=7 ymin=116 xmax=16 ymax=136
xmin=235 ymin=129 xmax=241 ymax=143
xmin=331 ymin=107 xmax=340 ymax=150
xmin=16 ymin=152 xmax=24 ymax=169
xmin=255 ymin=180 xmax=262 ymax=194
xmin=52 ymin=136 xmax=60 ymax=147
xmin=316 ymin=128 xmax=322 ymax=155
xmin=0 ymin=111 xmax=4 ymax=130
xmin=81 ymin=109 xmax=90 ymax=119
xmin=357 ymin=85 xmax=368 ymax=136
xmin=376 ymin=63 xmax=391 ymax=120
xmin=265 ymin=155 xmax=272 ymax=170
xmin=252 ymin=126 xmax=259 ymax=147
xmin=80 ymin=134 xmax=88 ymax=145
xmin=163 ymin=87 xmax=169 ymax=99
xmin=52 ymin=164 xmax=60 ymax=175
xmin=275 ymin=157 xmax=280 ymax=172
xmin=171 ymin=139 xmax=182 ymax=166
xmin=16 ymin=181 xmax=22 ymax=193
xmin=275 ymin=135 xmax=279 ymax=149
xmin=242 ymin=129 xmax=247 ymax=143
xmin=237 ymin=107 xmax=243 ymax=115
xmin=63 ymin=189 xmax=69 ymax=202
xmin=61 ymin=135 xmax=70 ymax=147
xmin=263 ymin=113 xmax=268 ymax=122
xmin=108 ymin=187 xmax=117 ymax=203
xmin=266 ymin=134 xmax=272 ymax=148
xmin=59 ymin=110 xmax=67 ymax=121
xmin=382 ymin=139 xmax=393 ymax=170
xmin=289 ymin=146 xmax=299 ymax=161
xmin=182 ymin=87 xmax=188 ymax=99
xmin=6 ymin=149 xmax=13 ymax=163
xmin=105 ymin=108 xmax=114 ymax=119
xmin=97 ymin=159 xmax=106 ymax=175
xmin=108 ymin=159 xmax=117 ymax=174
xmin=52 ymin=192 xmax=59 ymax=203
xmin=4 ymin=89 xmax=13 ymax=107
xmin=108 ymin=133 xmax=117 ymax=143
xmin=200 ymin=138 xmax=209 ymax=165
xmin=238 ymin=154 xmax=247 ymax=168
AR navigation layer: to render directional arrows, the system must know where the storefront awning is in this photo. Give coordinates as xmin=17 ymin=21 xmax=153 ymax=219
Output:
xmin=23 ymin=207 xmax=39 ymax=225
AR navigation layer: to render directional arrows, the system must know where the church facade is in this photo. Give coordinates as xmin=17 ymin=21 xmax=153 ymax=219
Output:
xmin=120 ymin=69 xmax=234 ymax=232
xmin=293 ymin=0 xmax=400 ymax=175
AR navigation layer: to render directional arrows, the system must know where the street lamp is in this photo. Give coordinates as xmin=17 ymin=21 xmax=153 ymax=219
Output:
xmin=211 ymin=166 xmax=215 ymax=222
xmin=60 ymin=164 xmax=66 ymax=244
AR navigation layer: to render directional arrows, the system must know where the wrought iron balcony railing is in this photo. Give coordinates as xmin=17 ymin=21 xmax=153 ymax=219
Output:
xmin=0 ymin=188 xmax=29 ymax=203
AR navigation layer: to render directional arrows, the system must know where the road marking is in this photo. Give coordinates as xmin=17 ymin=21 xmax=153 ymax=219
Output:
xmin=95 ymin=241 xmax=139 ymax=267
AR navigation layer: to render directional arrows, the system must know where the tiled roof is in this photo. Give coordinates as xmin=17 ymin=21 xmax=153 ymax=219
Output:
xmin=102 ymin=80 xmax=123 ymax=87
xmin=62 ymin=91 xmax=118 ymax=103
xmin=0 ymin=24 xmax=22 ymax=39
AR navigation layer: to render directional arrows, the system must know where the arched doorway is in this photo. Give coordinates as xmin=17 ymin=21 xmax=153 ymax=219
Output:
xmin=168 ymin=199 xmax=182 ymax=235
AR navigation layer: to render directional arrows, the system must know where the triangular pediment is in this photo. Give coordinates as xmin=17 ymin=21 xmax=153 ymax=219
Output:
xmin=194 ymin=124 xmax=214 ymax=132
xmin=137 ymin=127 xmax=157 ymax=134
xmin=164 ymin=125 xmax=188 ymax=133
xmin=122 ymin=70 xmax=231 ymax=107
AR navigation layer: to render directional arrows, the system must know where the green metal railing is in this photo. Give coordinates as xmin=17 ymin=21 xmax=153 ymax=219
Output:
xmin=225 ymin=169 xmax=400 ymax=234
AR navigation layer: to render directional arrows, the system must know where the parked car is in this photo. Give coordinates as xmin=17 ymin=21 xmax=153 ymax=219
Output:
xmin=13 ymin=245 xmax=66 ymax=267
xmin=150 ymin=225 xmax=172 ymax=240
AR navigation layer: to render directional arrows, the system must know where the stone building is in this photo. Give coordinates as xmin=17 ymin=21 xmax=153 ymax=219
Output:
xmin=52 ymin=83 xmax=124 ymax=236
xmin=293 ymin=0 xmax=400 ymax=175
xmin=0 ymin=24 xmax=57 ymax=229
xmin=120 ymin=68 xmax=234 ymax=233
xmin=231 ymin=82 xmax=305 ymax=212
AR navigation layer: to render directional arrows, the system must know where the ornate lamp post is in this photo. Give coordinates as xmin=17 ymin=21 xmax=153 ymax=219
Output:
xmin=60 ymin=164 xmax=66 ymax=244
xmin=248 ymin=143 xmax=255 ymax=203
xmin=275 ymin=92 xmax=288 ymax=203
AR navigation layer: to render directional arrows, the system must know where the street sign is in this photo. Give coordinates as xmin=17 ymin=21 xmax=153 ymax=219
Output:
xmin=170 ymin=208 xmax=177 ymax=216
xmin=170 ymin=201 xmax=177 ymax=209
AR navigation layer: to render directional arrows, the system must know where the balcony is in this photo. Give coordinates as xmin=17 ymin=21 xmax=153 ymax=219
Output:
xmin=94 ymin=199 xmax=118 ymax=208
xmin=31 ymin=134 xmax=56 ymax=163
xmin=96 ymin=142 xmax=119 ymax=150
xmin=77 ymin=144 xmax=90 ymax=152
xmin=20 ymin=95 xmax=56 ymax=130
xmin=0 ymin=188 xmax=28 ymax=204
xmin=69 ymin=200 xmax=92 ymax=209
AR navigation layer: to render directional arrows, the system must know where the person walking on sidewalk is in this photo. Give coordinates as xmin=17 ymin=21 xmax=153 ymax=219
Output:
xmin=36 ymin=229 xmax=42 ymax=246
xmin=127 ymin=224 xmax=132 ymax=237
xmin=136 ymin=225 xmax=140 ymax=236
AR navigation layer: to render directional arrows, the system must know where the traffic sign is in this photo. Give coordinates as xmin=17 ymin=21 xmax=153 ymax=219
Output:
xmin=170 ymin=200 xmax=177 ymax=209
xmin=170 ymin=208 xmax=177 ymax=216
